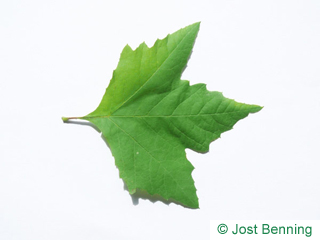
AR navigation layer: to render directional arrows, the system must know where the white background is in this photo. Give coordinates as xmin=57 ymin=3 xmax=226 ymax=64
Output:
xmin=0 ymin=0 xmax=319 ymax=239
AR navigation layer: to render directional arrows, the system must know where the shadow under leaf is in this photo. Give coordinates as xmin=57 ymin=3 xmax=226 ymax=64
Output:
xmin=123 ymin=182 xmax=196 ymax=209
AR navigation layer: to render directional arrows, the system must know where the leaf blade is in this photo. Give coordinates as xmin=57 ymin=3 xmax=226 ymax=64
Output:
xmin=65 ymin=22 xmax=262 ymax=208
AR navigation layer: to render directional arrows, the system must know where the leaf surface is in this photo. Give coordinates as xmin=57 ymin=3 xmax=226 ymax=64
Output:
xmin=63 ymin=22 xmax=262 ymax=208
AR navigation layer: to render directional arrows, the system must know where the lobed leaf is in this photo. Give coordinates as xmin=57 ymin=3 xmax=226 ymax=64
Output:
xmin=63 ymin=22 xmax=262 ymax=208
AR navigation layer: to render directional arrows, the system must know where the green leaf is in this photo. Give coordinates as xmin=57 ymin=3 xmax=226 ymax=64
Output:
xmin=63 ymin=22 xmax=262 ymax=208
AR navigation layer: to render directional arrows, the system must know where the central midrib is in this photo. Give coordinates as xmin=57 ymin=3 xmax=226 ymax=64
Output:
xmin=83 ymin=111 xmax=244 ymax=119
xmin=82 ymin=110 xmax=248 ymax=121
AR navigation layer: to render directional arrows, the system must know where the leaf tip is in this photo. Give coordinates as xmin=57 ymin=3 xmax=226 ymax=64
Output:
xmin=185 ymin=198 xmax=200 ymax=209
xmin=250 ymin=104 xmax=263 ymax=113
xmin=189 ymin=21 xmax=201 ymax=31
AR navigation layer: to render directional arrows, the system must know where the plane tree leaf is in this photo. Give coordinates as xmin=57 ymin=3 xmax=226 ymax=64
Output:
xmin=62 ymin=22 xmax=262 ymax=208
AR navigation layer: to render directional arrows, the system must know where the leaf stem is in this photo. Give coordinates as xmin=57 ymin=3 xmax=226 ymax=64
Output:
xmin=61 ymin=116 xmax=83 ymax=122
